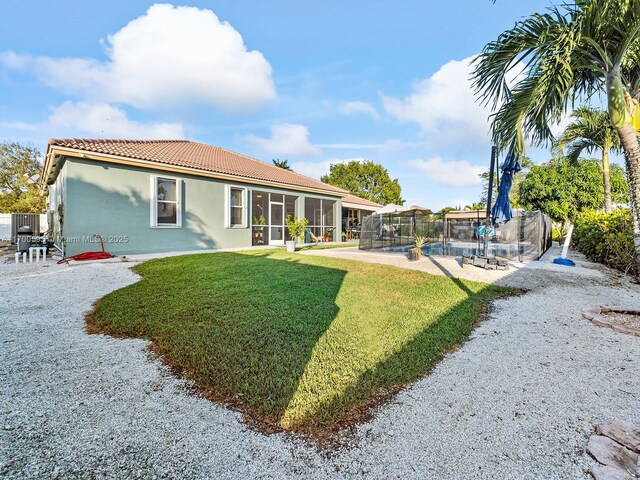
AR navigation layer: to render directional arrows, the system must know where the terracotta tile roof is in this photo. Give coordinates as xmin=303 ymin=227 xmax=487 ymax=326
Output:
xmin=47 ymin=138 xmax=348 ymax=195
xmin=341 ymin=193 xmax=382 ymax=209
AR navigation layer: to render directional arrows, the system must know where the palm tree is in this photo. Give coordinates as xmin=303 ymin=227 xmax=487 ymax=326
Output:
xmin=464 ymin=202 xmax=485 ymax=211
xmin=272 ymin=158 xmax=292 ymax=171
xmin=554 ymin=107 xmax=621 ymax=213
xmin=472 ymin=0 xmax=640 ymax=264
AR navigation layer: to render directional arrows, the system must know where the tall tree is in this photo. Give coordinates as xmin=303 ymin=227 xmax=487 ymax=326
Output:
xmin=272 ymin=158 xmax=292 ymax=171
xmin=518 ymin=157 xmax=628 ymax=225
xmin=321 ymin=160 xmax=404 ymax=205
xmin=464 ymin=202 xmax=486 ymax=211
xmin=0 ymin=141 xmax=46 ymax=213
xmin=553 ymin=107 xmax=621 ymax=213
xmin=472 ymin=0 xmax=640 ymax=266
xmin=479 ymin=155 xmax=533 ymax=208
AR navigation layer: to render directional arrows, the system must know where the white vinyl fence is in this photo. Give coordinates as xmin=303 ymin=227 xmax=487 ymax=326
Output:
xmin=0 ymin=214 xmax=48 ymax=242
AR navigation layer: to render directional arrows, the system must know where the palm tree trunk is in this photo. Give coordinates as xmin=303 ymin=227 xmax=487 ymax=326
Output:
xmin=602 ymin=149 xmax=612 ymax=214
xmin=614 ymin=123 xmax=640 ymax=269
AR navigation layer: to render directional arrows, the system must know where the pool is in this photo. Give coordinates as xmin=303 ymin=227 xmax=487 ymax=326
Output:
xmin=391 ymin=241 xmax=524 ymax=260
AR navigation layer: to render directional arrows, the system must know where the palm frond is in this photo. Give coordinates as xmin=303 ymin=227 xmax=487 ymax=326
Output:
xmin=474 ymin=0 xmax=640 ymax=156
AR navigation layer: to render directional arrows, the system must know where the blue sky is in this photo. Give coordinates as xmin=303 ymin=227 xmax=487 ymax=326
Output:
xmin=1 ymin=0 xmax=560 ymax=209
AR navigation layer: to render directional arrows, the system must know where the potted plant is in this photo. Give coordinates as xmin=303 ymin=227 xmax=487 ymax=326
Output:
xmin=285 ymin=215 xmax=309 ymax=252
xmin=409 ymin=234 xmax=427 ymax=261
xmin=252 ymin=215 xmax=266 ymax=245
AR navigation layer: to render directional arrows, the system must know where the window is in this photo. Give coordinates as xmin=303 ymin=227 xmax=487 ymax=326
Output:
xmin=150 ymin=176 xmax=181 ymax=228
xmin=226 ymin=186 xmax=247 ymax=228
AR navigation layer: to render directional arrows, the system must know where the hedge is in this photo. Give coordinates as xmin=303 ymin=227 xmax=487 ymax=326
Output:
xmin=572 ymin=208 xmax=638 ymax=276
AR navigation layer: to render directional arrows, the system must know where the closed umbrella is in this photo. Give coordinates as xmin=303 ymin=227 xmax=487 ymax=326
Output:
xmin=491 ymin=153 xmax=521 ymax=224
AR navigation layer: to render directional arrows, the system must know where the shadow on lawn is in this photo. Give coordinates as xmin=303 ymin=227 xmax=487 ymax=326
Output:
xmin=90 ymin=251 xmax=346 ymax=432
xmin=90 ymin=250 xmax=509 ymax=440
xmin=313 ymin=287 xmax=498 ymax=433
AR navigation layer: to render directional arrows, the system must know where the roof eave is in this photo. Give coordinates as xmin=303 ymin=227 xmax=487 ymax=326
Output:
xmin=45 ymin=145 xmax=347 ymax=197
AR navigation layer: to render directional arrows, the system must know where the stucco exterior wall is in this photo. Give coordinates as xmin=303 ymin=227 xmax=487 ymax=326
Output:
xmin=46 ymin=160 xmax=67 ymax=247
xmin=58 ymin=158 xmax=342 ymax=256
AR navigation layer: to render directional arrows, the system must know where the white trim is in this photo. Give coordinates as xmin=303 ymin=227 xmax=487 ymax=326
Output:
xmin=342 ymin=201 xmax=379 ymax=211
xmin=269 ymin=200 xmax=285 ymax=246
xmin=150 ymin=175 xmax=182 ymax=228
xmin=225 ymin=185 xmax=248 ymax=228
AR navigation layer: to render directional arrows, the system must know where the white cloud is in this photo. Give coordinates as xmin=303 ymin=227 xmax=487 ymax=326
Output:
xmin=408 ymin=157 xmax=485 ymax=187
xmin=1 ymin=4 xmax=275 ymax=112
xmin=49 ymin=102 xmax=185 ymax=139
xmin=244 ymin=123 xmax=320 ymax=157
xmin=340 ymin=101 xmax=379 ymax=119
xmin=0 ymin=51 xmax=29 ymax=70
xmin=290 ymin=157 xmax=364 ymax=180
xmin=382 ymin=56 xmax=490 ymax=147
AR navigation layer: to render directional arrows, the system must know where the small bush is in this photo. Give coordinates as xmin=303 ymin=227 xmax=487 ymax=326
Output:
xmin=572 ymin=208 xmax=638 ymax=276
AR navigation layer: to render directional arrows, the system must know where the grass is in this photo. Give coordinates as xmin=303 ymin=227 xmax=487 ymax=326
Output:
xmin=295 ymin=243 xmax=358 ymax=251
xmin=89 ymin=250 xmax=513 ymax=435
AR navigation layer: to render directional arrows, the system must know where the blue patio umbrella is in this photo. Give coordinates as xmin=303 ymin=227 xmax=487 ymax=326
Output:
xmin=491 ymin=153 xmax=522 ymax=224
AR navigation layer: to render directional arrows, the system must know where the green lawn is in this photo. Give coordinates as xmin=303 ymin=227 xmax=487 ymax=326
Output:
xmin=89 ymin=250 xmax=512 ymax=434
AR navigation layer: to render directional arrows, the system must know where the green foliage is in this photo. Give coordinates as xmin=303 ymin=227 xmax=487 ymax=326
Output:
xmin=253 ymin=214 xmax=266 ymax=226
xmin=553 ymin=107 xmax=621 ymax=162
xmin=433 ymin=206 xmax=457 ymax=220
xmin=285 ymin=215 xmax=308 ymax=241
xmin=321 ymin=160 xmax=403 ymax=205
xmin=413 ymin=234 xmax=428 ymax=248
xmin=472 ymin=0 xmax=640 ymax=153
xmin=573 ymin=209 xmax=638 ymax=275
xmin=552 ymin=224 xmax=568 ymax=243
xmin=464 ymin=202 xmax=485 ymax=211
xmin=272 ymin=158 xmax=292 ymax=170
xmin=518 ymin=157 xmax=628 ymax=222
xmin=479 ymin=155 xmax=533 ymax=208
xmin=90 ymin=250 xmax=511 ymax=432
xmin=0 ymin=141 xmax=46 ymax=213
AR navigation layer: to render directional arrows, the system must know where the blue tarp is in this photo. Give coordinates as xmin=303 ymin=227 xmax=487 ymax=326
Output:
xmin=491 ymin=153 xmax=522 ymax=224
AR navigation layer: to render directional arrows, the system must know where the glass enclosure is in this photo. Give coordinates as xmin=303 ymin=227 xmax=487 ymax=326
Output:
xmin=251 ymin=191 xmax=298 ymax=246
xmin=305 ymin=198 xmax=337 ymax=242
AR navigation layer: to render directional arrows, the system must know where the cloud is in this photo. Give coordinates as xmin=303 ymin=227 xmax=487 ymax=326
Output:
xmin=1 ymin=4 xmax=275 ymax=112
xmin=244 ymin=123 xmax=320 ymax=157
xmin=382 ymin=56 xmax=490 ymax=147
xmin=408 ymin=157 xmax=485 ymax=187
xmin=0 ymin=51 xmax=29 ymax=70
xmin=340 ymin=101 xmax=379 ymax=119
xmin=290 ymin=157 xmax=364 ymax=180
xmin=49 ymin=102 xmax=185 ymax=139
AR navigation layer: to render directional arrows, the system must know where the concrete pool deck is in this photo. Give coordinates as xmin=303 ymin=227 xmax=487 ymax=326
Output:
xmin=298 ymin=244 xmax=605 ymax=285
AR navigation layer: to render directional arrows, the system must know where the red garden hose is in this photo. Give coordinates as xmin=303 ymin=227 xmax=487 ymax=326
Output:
xmin=57 ymin=235 xmax=114 ymax=264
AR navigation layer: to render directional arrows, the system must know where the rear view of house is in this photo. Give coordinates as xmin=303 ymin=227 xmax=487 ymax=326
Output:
xmin=43 ymin=138 xmax=370 ymax=256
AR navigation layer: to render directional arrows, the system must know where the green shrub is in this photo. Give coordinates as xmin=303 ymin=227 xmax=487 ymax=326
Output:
xmin=552 ymin=224 xmax=567 ymax=243
xmin=572 ymin=209 xmax=638 ymax=276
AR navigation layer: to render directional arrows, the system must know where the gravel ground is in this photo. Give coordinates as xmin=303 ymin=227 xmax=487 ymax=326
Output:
xmin=1 ymin=247 xmax=639 ymax=479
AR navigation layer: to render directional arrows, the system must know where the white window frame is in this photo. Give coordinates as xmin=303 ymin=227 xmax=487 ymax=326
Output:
xmin=225 ymin=185 xmax=248 ymax=228
xmin=150 ymin=175 xmax=182 ymax=228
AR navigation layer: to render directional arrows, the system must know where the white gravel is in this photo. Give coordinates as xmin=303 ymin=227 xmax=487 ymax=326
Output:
xmin=1 ymin=247 xmax=639 ymax=479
